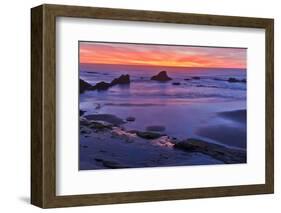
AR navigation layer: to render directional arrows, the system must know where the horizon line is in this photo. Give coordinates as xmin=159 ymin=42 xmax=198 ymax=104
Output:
xmin=80 ymin=62 xmax=246 ymax=70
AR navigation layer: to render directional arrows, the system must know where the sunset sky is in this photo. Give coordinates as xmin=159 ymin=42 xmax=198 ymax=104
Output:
xmin=79 ymin=42 xmax=246 ymax=69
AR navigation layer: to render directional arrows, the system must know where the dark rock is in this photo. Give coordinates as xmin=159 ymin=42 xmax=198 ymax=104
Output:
xmin=172 ymin=82 xmax=181 ymax=85
xmin=93 ymin=81 xmax=112 ymax=90
xmin=146 ymin=125 xmax=166 ymax=132
xmin=91 ymin=74 xmax=131 ymax=91
xmin=192 ymin=76 xmax=200 ymax=80
xmin=213 ymin=77 xmax=223 ymax=81
xmin=136 ymin=131 xmax=164 ymax=139
xmin=126 ymin=116 xmax=135 ymax=122
xmin=102 ymin=160 xmax=129 ymax=169
xmin=80 ymin=128 xmax=91 ymax=134
xmin=151 ymin=71 xmax=172 ymax=82
xmin=80 ymin=110 xmax=85 ymax=116
xmin=170 ymin=137 xmax=178 ymax=144
xmin=80 ymin=117 xmax=90 ymax=126
xmin=174 ymin=138 xmax=246 ymax=164
xmin=85 ymin=114 xmax=126 ymax=126
xmin=196 ymin=85 xmax=204 ymax=87
xmin=184 ymin=78 xmax=191 ymax=81
xmin=111 ymin=74 xmax=130 ymax=85
xmin=88 ymin=121 xmax=113 ymax=131
xmin=86 ymin=71 xmax=99 ymax=74
xmin=80 ymin=79 xmax=94 ymax=93
xmin=227 ymin=77 xmax=240 ymax=83
xmin=214 ymin=77 xmax=246 ymax=83
xmin=228 ymin=77 xmax=247 ymax=83
xmin=80 ymin=74 xmax=131 ymax=93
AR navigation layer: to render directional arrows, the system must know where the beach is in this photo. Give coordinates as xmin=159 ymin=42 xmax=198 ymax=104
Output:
xmin=79 ymin=64 xmax=247 ymax=170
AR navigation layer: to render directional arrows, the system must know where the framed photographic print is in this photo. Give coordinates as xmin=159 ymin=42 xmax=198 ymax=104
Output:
xmin=31 ymin=4 xmax=274 ymax=208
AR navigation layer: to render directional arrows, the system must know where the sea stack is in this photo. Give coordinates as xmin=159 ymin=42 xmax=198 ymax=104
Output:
xmin=151 ymin=71 xmax=172 ymax=82
xmin=92 ymin=74 xmax=131 ymax=91
xmin=111 ymin=74 xmax=130 ymax=85
xmin=93 ymin=81 xmax=112 ymax=90
xmin=80 ymin=79 xmax=94 ymax=93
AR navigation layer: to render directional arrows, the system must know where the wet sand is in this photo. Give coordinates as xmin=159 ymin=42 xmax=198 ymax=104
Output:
xmin=197 ymin=109 xmax=246 ymax=149
xmin=218 ymin=109 xmax=246 ymax=124
xmin=79 ymin=110 xmax=246 ymax=170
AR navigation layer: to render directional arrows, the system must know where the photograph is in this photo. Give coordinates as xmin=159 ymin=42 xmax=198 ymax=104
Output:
xmin=30 ymin=4 xmax=274 ymax=208
xmin=79 ymin=41 xmax=247 ymax=170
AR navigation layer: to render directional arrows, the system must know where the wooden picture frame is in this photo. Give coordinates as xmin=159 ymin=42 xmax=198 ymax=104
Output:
xmin=31 ymin=4 xmax=274 ymax=208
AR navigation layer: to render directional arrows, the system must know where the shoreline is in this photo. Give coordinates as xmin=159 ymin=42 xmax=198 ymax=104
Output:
xmin=218 ymin=109 xmax=246 ymax=124
xmin=197 ymin=109 xmax=246 ymax=149
xmin=79 ymin=109 xmax=246 ymax=170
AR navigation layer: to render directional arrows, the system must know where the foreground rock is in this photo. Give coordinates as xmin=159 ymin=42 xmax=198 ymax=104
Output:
xmin=80 ymin=127 xmax=91 ymax=135
xmin=151 ymin=71 xmax=172 ymax=82
xmin=85 ymin=114 xmax=126 ymax=126
xmin=102 ymin=160 xmax=130 ymax=169
xmin=80 ymin=116 xmax=113 ymax=132
xmin=174 ymin=138 xmax=246 ymax=164
xmin=136 ymin=131 xmax=164 ymax=139
xmin=94 ymin=158 xmax=130 ymax=169
xmin=80 ymin=117 xmax=91 ymax=126
xmin=88 ymin=121 xmax=113 ymax=131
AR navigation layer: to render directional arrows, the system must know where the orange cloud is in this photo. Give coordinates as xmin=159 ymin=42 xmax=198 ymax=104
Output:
xmin=79 ymin=42 xmax=246 ymax=69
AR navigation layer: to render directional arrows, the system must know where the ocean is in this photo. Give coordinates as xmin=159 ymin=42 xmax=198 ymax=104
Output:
xmin=79 ymin=63 xmax=246 ymax=149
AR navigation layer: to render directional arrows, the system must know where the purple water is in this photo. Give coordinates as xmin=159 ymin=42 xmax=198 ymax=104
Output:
xmin=80 ymin=63 xmax=246 ymax=149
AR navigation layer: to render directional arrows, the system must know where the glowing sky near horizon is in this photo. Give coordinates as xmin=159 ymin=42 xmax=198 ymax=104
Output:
xmin=80 ymin=42 xmax=246 ymax=69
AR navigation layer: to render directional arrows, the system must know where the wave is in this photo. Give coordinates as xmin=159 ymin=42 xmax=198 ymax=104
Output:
xmin=85 ymin=90 xmax=246 ymax=101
